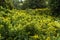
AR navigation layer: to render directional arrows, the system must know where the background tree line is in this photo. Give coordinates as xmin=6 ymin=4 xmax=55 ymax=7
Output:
xmin=0 ymin=0 xmax=60 ymax=16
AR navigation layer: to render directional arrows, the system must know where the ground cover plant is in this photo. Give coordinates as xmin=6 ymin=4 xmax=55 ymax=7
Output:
xmin=0 ymin=6 xmax=60 ymax=40
xmin=0 ymin=0 xmax=60 ymax=40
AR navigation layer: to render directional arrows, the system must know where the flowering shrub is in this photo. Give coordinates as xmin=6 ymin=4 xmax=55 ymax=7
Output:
xmin=0 ymin=7 xmax=60 ymax=40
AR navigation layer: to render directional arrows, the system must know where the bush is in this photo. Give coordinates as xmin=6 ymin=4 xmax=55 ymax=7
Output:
xmin=0 ymin=8 xmax=60 ymax=40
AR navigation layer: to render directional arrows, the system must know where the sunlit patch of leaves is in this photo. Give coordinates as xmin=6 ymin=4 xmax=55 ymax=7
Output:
xmin=0 ymin=7 xmax=60 ymax=40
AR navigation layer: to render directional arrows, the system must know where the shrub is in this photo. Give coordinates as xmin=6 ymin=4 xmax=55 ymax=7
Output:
xmin=0 ymin=8 xmax=60 ymax=40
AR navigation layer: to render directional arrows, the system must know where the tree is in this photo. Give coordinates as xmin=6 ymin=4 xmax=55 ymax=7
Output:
xmin=21 ymin=0 xmax=46 ymax=9
xmin=13 ymin=0 xmax=47 ymax=9
xmin=28 ymin=0 xmax=46 ymax=8
xmin=49 ymin=0 xmax=60 ymax=16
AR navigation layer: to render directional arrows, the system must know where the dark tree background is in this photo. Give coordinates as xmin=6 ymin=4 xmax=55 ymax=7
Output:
xmin=22 ymin=0 xmax=46 ymax=9
xmin=13 ymin=0 xmax=47 ymax=9
xmin=0 ymin=0 xmax=60 ymax=15
xmin=49 ymin=0 xmax=60 ymax=16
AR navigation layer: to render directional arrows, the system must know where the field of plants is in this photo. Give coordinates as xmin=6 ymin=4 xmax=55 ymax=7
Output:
xmin=0 ymin=0 xmax=60 ymax=40
xmin=0 ymin=6 xmax=60 ymax=40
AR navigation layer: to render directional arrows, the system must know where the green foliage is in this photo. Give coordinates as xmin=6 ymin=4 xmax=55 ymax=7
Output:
xmin=0 ymin=0 xmax=14 ymax=9
xmin=13 ymin=0 xmax=47 ymax=9
xmin=22 ymin=0 xmax=46 ymax=9
xmin=0 ymin=0 xmax=60 ymax=40
xmin=0 ymin=7 xmax=60 ymax=40
xmin=48 ymin=0 xmax=60 ymax=16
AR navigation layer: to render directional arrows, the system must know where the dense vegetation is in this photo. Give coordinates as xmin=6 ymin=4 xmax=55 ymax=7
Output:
xmin=49 ymin=0 xmax=60 ymax=16
xmin=0 ymin=0 xmax=60 ymax=40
